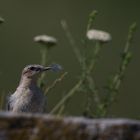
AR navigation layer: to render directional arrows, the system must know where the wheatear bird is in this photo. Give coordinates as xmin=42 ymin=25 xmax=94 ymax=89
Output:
xmin=8 ymin=64 xmax=61 ymax=113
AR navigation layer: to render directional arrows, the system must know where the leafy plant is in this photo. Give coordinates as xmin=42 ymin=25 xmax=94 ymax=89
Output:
xmin=0 ymin=12 xmax=137 ymax=118
xmin=48 ymin=11 xmax=137 ymax=117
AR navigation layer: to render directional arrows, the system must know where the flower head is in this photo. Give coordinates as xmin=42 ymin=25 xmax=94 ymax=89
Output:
xmin=87 ymin=29 xmax=111 ymax=43
xmin=0 ymin=17 xmax=4 ymax=24
xmin=34 ymin=35 xmax=57 ymax=47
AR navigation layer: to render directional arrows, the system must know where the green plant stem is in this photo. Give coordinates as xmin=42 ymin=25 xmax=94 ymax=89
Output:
xmin=61 ymin=20 xmax=82 ymax=64
xmin=82 ymin=42 xmax=102 ymax=117
xmin=51 ymin=42 xmax=102 ymax=114
xmin=38 ymin=47 xmax=48 ymax=87
xmin=57 ymin=104 xmax=65 ymax=116
xmin=85 ymin=42 xmax=102 ymax=99
xmin=87 ymin=10 xmax=98 ymax=31
xmin=50 ymin=79 xmax=83 ymax=114
xmin=111 ymin=23 xmax=136 ymax=97
xmin=124 ymin=22 xmax=137 ymax=53
xmin=88 ymin=42 xmax=101 ymax=74
xmin=41 ymin=47 xmax=48 ymax=66
xmin=87 ymin=76 xmax=100 ymax=103
xmin=101 ymin=23 xmax=137 ymax=117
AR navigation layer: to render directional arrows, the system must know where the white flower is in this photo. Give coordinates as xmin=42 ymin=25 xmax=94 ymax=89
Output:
xmin=0 ymin=17 xmax=4 ymax=24
xmin=87 ymin=29 xmax=111 ymax=42
xmin=34 ymin=35 xmax=57 ymax=47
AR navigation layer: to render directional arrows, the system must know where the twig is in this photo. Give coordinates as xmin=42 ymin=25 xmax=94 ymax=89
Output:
xmin=44 ymin=72 xmax=68 ymax=95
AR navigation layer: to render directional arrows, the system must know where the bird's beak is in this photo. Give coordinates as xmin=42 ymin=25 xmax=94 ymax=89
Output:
xmin=42 ymin=67 xmax=52 ymax=71
xmin=42 ymin=64 xmax=62 ymax=72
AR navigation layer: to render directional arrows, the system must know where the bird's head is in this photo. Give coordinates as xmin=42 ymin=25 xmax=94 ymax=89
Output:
xmin=22 ymin=64 xmax=62 ymax=79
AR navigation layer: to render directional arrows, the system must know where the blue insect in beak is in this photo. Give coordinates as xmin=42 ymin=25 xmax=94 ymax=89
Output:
xmin=44 ymin=64 xmax=62 ymax=72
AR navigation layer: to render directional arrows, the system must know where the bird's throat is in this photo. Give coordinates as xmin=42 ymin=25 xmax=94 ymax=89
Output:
xmin=18 ymin=76 xmax=38 ymax=89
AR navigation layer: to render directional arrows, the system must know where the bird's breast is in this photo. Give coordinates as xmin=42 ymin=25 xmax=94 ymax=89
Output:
xmin=10 ymin=87 xmax=45 ymax=113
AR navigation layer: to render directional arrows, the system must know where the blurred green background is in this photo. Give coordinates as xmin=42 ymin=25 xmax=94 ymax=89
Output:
xmin=0 ymin=0 xmax=139 ymax=118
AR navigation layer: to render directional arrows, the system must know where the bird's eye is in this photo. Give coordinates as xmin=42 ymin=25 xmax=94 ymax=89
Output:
xmin=29 ymin=67 xmax=36 ymax=71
